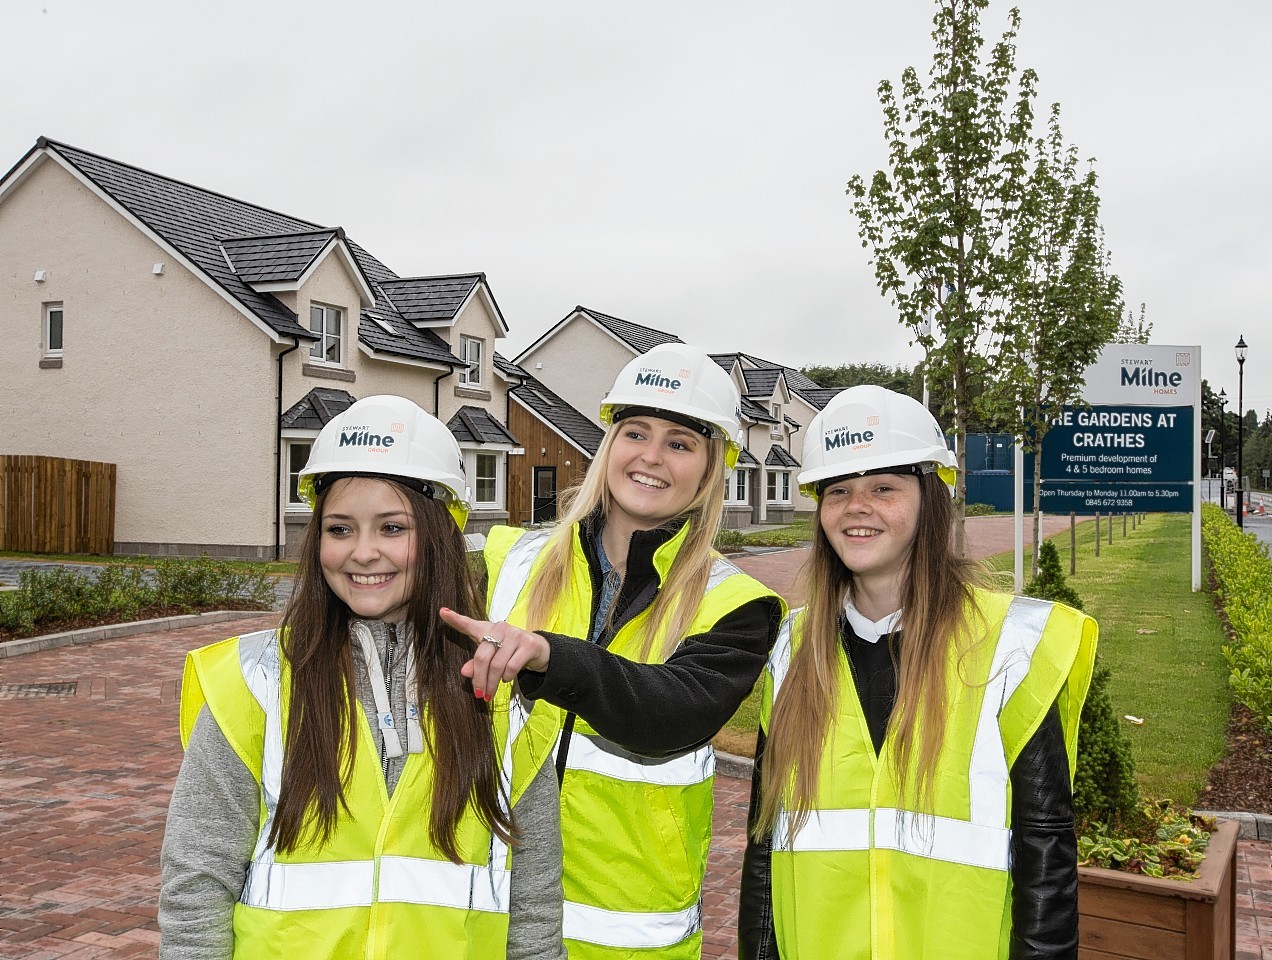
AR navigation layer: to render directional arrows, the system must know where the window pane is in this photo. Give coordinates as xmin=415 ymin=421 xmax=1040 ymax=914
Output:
xmin=735 ymin=471 xmax=746 ymax=500
xmin=48 ymin=309 xmax=63 ymax=351
xmin=476 ymin=453 xmax=497 ymax=503
xmin=325 ymin=335 xmax=339 ymax=363
xmin=310 ymin=305 xmax=324 ymax=332
xmin=288 ymin=443 xmax=312 ymax=504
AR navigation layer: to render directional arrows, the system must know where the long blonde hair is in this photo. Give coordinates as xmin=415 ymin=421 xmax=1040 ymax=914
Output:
xmin=755 ymin=472 xmax=988 ymax=838
xmin=523 ymin=426 xmax=726 ymax=661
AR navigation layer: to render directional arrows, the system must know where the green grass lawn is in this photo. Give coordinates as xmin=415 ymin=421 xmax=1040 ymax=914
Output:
xmin=717 ymin=513 xmax=1231 ymax=806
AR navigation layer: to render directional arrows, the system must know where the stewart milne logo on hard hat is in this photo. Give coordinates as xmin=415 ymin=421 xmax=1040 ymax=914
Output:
xmin=824 ymin=421 xmax=876 ymax=452
xmin=634 ymin=366 xmax=684 ymax=396
xmin=338 ymin=424 xmax=396 ymax=454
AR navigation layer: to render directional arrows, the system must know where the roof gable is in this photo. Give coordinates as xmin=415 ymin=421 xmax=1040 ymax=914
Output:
xmin=447 ymin=406 xmax=519 ymax=446
xmin=515 ymin=305 xmax=683 ymax=365
xmin=281 ymin=387 xmax=358 ymax=430
xmin=0 ymin=138 xmax=481 ymax=371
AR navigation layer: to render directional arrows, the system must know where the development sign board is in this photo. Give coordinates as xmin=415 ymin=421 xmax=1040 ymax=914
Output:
xmin=1039 ymin=345 xmax=1199 ymax=515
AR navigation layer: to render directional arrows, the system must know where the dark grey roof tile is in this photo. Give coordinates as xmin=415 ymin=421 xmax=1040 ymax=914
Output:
xmin=447 ymin=406 xmax=519 ymax=446
xmin=381 ymin=274 xmax=482 ymax=324
xmin=222 ymin=230 xmax=336 ymax=284
xmin=578 ymin=306 xmax=683 ymax=354
xmin=281 ymin=387 xmax=358 ymax=429
xmin=765 ymin=445 xmax=801 ymax=468
xmin=510 ymin=369 xmax=606 ymax=457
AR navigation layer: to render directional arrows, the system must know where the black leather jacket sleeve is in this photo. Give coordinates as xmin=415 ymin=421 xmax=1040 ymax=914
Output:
xmin=737 ymin=706 xmax=1077 ymax=960
xmin=1009 ymin=704 xmax=1079 ymax=960
xmin=738 ymin=729 xmax=779 ymax=960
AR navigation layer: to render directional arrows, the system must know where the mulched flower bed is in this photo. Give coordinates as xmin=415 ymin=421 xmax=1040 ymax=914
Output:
xmin=1201 ymin=704 xmax=1272 ymax=815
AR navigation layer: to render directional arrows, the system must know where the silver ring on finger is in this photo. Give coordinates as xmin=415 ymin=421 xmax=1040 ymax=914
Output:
xmin=481 ymin=634 xmax=504 ymax=649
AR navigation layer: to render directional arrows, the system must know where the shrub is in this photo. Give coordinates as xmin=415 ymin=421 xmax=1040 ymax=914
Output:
xmin=1023 ymin=540 xmax=1083 ymax=610
xmin=965 ymin=502 xmax=996 ymax=517
xmin=1071 ymin=659 xmax=1141 ymax=825
xmin=153 ymin=555 xmax=275 ymax=610
xmin=1021 ymin=539 xmax=1139 ymax=824
xmin=0 ymin=591 xmax=35 ymax=634
xmin=1201 ymin=503 xmax=1272 ymax=734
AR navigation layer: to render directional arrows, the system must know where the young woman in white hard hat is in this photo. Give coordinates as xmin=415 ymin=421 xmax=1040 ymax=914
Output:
xmin=440 ymin=343 xmax=786 ymax=960
xmin=158 ymin=396 xmax=562 ymax=960
xmin=738 ymin=385 xmax=1097 ymax=960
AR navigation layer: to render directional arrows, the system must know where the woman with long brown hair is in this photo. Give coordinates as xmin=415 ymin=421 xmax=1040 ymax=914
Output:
xmin=739 ymin=385 xmax=1097 ymax=960
xmin=440 ymin=342 xmax=785 ymax=960
xmin=159 ymin=396 xmax=562 ymax=959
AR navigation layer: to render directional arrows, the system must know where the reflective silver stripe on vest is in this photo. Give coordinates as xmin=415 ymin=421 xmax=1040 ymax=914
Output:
xmin=772 ymin=807 xmax=1010 ymax=871
xmin=564 ymin=731 xmax=714 ymax=786
xmin=968 ymin=596 xmax=1053 ymax=829
xmin=488 ymin=529 xmax=554 ymax=623
xmin=237 ymin=630 xmax=286 ymax=908
xmin=234 ymin=629 xmax=513 ymax=913
xmin=563 ymin=899 xmax=702 ymax=949
xmin=767 ymin=612 xmax=797 ymax=699
xmin=770 ymin=596 xmax=1053 ymax=872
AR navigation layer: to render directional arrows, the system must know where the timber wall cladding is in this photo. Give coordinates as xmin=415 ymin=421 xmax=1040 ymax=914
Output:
xmin=506 ymin=402 xmax=592 ymax=527
xmin=0 ymin=455 xmax=116 ymax=554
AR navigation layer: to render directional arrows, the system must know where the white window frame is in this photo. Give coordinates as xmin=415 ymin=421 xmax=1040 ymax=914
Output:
xmin=767 ymin=469 xmax=792 ymax=504
xmin=464 ymin=450 xmax=503 ymax=507
xmin=43 ymin=302 xmax=64 ymax=357
xmin=285 ymin=439 xmax=315 ymax=510
xmin=770 ymin=402 xmax=783 ymax=439
xmin=459 ymin=336 xmax=484 ymax=386
xmin=725 ymin=468 xmax=749 ymax=505
xmin=309 ymin=303 xmax=343 ymax=365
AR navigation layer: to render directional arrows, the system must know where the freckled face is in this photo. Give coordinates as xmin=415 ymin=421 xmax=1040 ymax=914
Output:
xmin=319 ymin=477 xmax=417 ymax=622
xmin=818 ymin=473 xmax=921 ymax=587
xmin=605 ymin=416 xmax=710 ymax=532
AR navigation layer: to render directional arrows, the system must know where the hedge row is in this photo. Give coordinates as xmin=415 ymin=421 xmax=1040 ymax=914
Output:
xmin=0 ymin=556 xmax=276 ymax=637
xmin=1201 ymin=503 xmax=1272 ymax=734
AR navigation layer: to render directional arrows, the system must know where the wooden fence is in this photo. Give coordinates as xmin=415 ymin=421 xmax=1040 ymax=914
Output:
xmin=0 ymin=455 xmax=116 ymax=555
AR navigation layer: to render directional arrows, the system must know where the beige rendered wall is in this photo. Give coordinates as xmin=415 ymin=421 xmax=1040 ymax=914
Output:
xmin=0 ymin=157 xmax=283 ymax=555
xmin=432 ymin=292 xmax=509 ymax=425
xmin=282 ymin=254 xmax=442 ymax=414
xmin=519 ymin=316 xmax=633 ymax=425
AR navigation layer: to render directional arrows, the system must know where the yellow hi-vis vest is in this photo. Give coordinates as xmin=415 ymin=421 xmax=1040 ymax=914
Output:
xmin=485 ymin=523 xmax=785 ymax=960
xmin=762 ymin=590 xmax=1096 ymax=960
xmin=179 ymin=628 xmax=556 ymax=960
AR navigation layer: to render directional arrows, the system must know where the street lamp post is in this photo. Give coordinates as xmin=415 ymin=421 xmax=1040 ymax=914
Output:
xmin=1236 ymin=335 xmax=1248 ymax=528
xmin=1218 ymin=389 xmax=1228 ymax=512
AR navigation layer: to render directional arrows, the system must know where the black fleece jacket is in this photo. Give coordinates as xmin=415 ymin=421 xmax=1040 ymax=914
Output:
xmin=738 ymin=619 xmax=1079 ymax=960
xmin=515 ymin=516 xmax=784 ymax=759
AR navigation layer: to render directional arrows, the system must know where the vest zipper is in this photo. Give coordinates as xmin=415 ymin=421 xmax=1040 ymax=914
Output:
xmin=381 ymin=623 xmax=397 ymax=782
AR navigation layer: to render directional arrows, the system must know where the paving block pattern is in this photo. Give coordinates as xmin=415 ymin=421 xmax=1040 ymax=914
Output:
xmin=2 ymin=614 xmax=1270 ymax=958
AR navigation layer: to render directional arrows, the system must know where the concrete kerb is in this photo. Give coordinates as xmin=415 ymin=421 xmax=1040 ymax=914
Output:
xmin=715 ymin=751 xmax=1272 ymax=840
xmin=0 ymin=609 xmax=272 ymax=659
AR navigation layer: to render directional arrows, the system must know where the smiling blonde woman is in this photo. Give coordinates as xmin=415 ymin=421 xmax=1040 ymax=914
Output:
xmin=441 ymin=343 xmax=786 ymax=960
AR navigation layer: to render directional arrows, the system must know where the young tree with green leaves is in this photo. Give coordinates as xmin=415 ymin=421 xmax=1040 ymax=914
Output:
xmin=847 ymin=0 xmax=1037 ymax=554
xmin=983 ymin=104 xmax=1124 ymax=575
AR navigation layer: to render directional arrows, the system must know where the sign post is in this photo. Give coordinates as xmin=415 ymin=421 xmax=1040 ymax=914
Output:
xmin=1022 ymin=345 xmax=1202 ymax=591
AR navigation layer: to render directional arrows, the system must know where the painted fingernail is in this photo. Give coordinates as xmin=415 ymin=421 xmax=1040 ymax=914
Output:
xmin=474 ymin=689 xmax=484 ymax=699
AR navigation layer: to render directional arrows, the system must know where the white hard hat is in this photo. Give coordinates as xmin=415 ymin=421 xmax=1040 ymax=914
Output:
xmin=599 ymin=343 xmax=744 ymax=474
xmin=798 ymin=385 xmax=956 ymax=499
xmin=298 ymin=395 xmax=472 ymax=530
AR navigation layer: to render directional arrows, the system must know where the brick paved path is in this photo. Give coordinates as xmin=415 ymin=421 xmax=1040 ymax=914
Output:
xmin=3 ymin=615 xmax=1270 ymax=958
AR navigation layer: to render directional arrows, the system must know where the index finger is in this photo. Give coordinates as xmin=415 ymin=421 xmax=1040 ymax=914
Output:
xmin=438 ymin=606 xmax=491 ymax=646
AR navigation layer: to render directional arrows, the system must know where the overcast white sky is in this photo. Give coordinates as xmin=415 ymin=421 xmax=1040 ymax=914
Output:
xmin=4 ymin=0 xmax=1269 ymax=415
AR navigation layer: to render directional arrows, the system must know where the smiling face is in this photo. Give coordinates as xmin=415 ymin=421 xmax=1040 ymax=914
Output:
xmin=319 ymin=477 xmax=418 ymax=623
xmin=604 ymin=415 xmax=711 ymax=536
xmin=818 ymin=471 xmax=922 ymax=601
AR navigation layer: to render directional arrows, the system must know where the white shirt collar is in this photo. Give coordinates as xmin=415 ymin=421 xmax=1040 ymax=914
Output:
xmin=842 ymin=597 xmax=902 ymax=644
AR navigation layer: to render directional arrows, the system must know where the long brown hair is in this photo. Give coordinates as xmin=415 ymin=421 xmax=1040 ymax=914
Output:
xmin=270 ymin=479 xmax=512 ymax=862
xmin=755 ymin=472 xmax=989 ymax=838
xmin=523 ymin=426 xmax=727 ymax=660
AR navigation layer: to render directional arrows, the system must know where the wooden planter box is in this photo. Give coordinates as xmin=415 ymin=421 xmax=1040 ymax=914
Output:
xmin=1078 ymin=818 xmax=1238 ymax=960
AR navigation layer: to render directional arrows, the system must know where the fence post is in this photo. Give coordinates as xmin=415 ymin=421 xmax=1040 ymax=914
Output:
xmin=1123 ymin=513 xmax=1128 ymax=538
xmin=1070 ymin=512 xmax=1076 ymax=576
xmin=1095 ymin=513 xmax=1100 ymax=557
